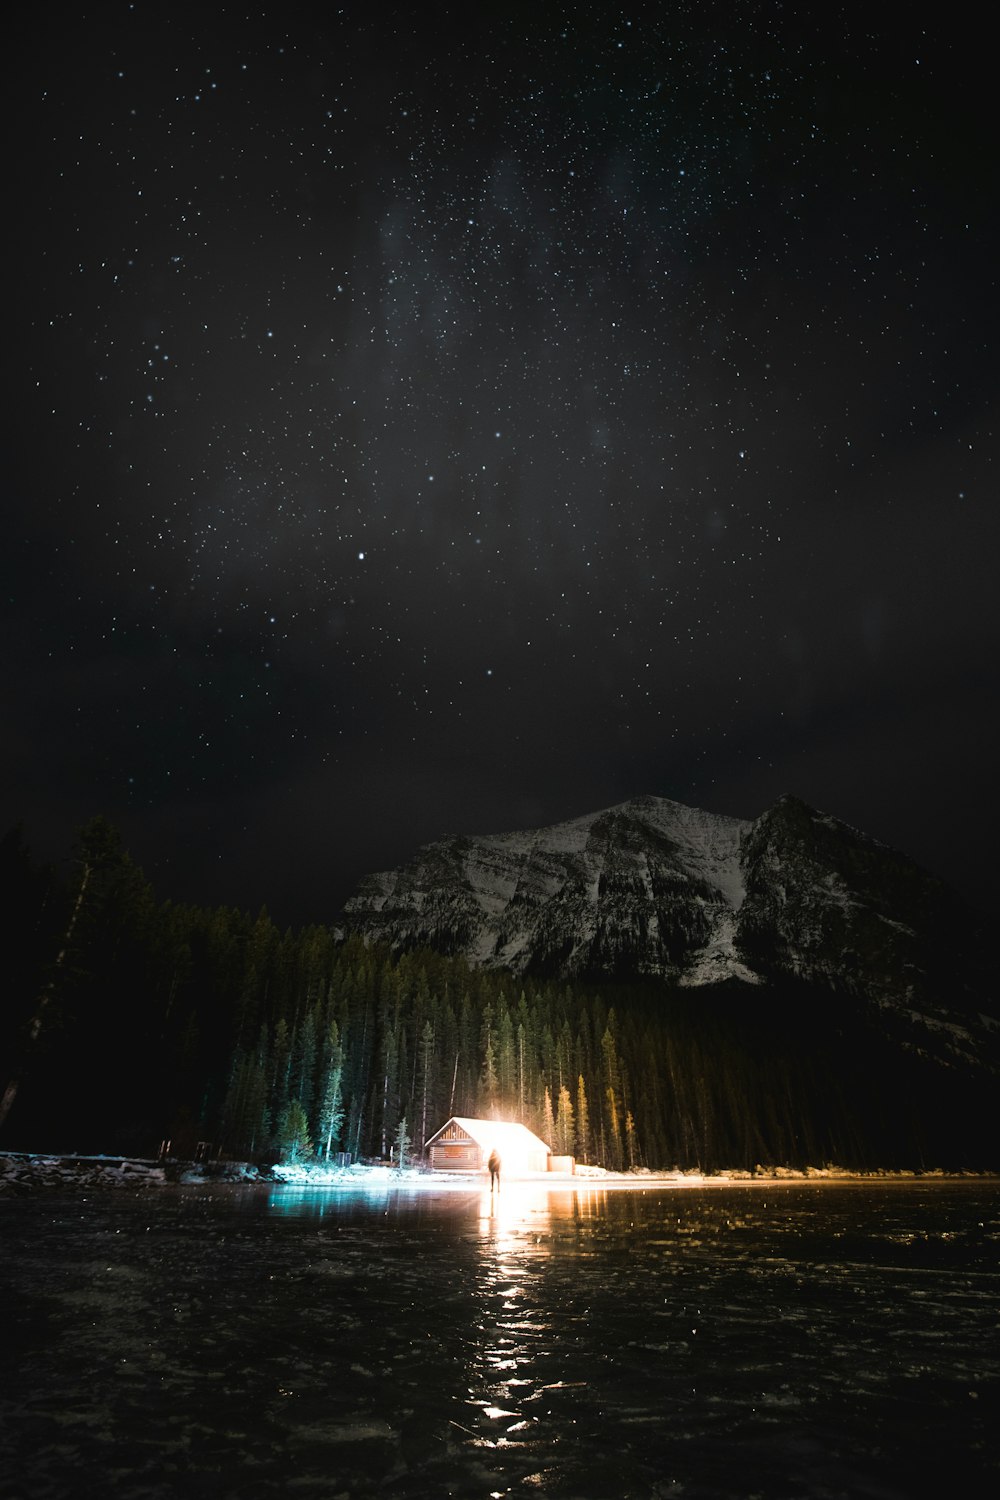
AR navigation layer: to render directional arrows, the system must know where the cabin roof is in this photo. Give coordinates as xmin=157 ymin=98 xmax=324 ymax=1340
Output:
xmin=424 ymin=1116 xmax=551 ymax=1154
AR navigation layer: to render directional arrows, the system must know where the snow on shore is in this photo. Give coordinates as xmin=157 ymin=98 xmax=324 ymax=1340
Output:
xmin=0 ymin=1152 xmax=250 ymax=1193
xmin=1 ymin=1150 xmax=984 ymax=1194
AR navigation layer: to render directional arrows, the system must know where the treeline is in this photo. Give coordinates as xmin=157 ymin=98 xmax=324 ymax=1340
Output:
xmin=1 ymin=819 xmax=995 ymax=1168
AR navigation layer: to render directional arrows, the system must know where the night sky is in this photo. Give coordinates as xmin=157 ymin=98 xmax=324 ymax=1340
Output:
xmin=5 ymin=2 xmax=997 ymax=927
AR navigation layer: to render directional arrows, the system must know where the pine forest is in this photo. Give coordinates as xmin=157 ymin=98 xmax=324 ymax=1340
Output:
xmin=1 ymin=820 xmax=994 ymax=1171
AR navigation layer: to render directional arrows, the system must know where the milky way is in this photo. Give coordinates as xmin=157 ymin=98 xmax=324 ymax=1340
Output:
xmin=5 ymin=3 xmax=997 ymax=922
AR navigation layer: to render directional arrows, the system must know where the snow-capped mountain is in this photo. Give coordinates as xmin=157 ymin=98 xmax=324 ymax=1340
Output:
xmin=339 ymin=792 xmax=996 ymax=1071
xmin=342 ymin=794 xmax=755 ymax=984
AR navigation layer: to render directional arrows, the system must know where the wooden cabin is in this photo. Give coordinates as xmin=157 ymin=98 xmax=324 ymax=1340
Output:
xmin=424 ymin=1117 xmax=552 ymax=1175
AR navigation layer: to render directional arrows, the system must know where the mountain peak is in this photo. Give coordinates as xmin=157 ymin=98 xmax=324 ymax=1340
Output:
xmin=338 ymin=791 xmax=997 ymax=1072
xmin=341 ymin=792 xmax=754 ymax=981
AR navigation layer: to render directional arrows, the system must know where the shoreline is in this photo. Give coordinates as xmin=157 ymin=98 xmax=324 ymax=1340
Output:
xmin=2 ymin=1149 xmax=997 ymax=1194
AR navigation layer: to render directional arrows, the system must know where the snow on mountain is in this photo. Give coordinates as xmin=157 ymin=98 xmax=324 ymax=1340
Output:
xmin=339 ymin=791 xmax=998 ymax=1073
xmin=343 ymin=793 xmax=757 ymax=983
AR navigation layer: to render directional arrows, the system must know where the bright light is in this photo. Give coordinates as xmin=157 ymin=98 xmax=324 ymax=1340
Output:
xmin=473 ymin=1120 xmax=548 ymax=1178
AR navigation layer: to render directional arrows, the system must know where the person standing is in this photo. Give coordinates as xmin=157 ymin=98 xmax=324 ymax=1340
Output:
xmin=488 ymin=1149 xmax=501 ymax=1191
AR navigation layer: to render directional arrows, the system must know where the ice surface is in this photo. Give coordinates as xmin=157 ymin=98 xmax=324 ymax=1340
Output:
xmin=1 ymin=1177 xmax=998 ymax=1498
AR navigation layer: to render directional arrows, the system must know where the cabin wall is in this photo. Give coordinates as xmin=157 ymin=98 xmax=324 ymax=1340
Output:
xmin=429 ymin=1142 xmax=481 ymax=1171
xmin=425 ymin=1118 xmax=554 ymax=1174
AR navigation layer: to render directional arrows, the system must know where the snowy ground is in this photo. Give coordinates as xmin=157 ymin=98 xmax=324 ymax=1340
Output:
xmin=1 ymin=1150 xmax=980 ymax=1195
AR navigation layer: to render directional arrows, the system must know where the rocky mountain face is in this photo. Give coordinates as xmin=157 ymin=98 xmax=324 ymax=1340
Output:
xmin=341 ymin=795 xmax=753 ymax=984
xmin=735 ymin=796 xmax=995 ymax=1072
xmin=339 ymin=793 xmax=997 ymax=1073
xmin=341 ymin=798 xmax=758 ymax=984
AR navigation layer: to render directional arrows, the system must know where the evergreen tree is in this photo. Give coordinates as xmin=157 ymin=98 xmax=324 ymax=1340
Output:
xmin=625 ymin=1109 xmax=639 ymax=1170
xmin=316 ymin=1020 xmax=345 ymax=1161
xmin=270 ymin=1018 xmax=292 ymax=1122
xmin=575 ymin=1074 xmax=591 ymax=1163
xmin=601 ymin=1024 xmax=624 ymax=1170
xmin=276 ymin=1099 xmax=312 ymax=1163
xmin=220 ymin=1049 xmax=268 ymax=1157
xmin=455 ymin=990 xmax=478 ymax=1115
xmin=418 ymin=1019 xmax=435 ymax=1151
xmin=541 ymin=1086 xmax=555 ymax=1151
xmin=393 ymin=1114 xmax=411 ymax=1169
xmin=496 ymin=1002 xmax=516 ymax=1109
xmin=555 ymin=1084 xmax=575 ymax=1157
xmin=292 ymin=1007 xmax=319 ymax=1123
xmin=481 ymin=1036 xmax=499 ymax=1115
xmin=379 ymin=1025 xmax=398 ymax=1157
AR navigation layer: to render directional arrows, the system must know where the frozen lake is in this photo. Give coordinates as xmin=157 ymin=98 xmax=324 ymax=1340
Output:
xmin=2 ymin=1177 xmax=998 ymax=1498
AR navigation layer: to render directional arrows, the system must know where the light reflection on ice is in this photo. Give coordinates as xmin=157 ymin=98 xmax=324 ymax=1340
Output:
xmin=2 ymin=1178 xmax=997 ymax=1498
